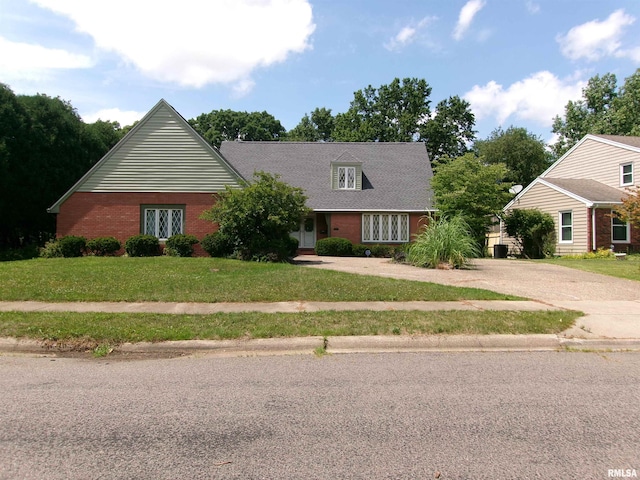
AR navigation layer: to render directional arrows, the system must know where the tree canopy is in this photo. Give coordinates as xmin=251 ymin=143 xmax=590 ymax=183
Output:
xmin=189 ymin=109 xmax=286 ymax=148
xmin=431 ymin=153 xmax=512 ymax=248
xmin=552 ymin=68 xmax=640 ymax=156
xmin=475 ymin=126 xmax=552 ymax=187
xmin=286 ymin=107 xmax=335 ymax=142
xmin=0 ymin=85 xmax=124 ymax=248
xmin=420 ymin=95 xmax=476 ymax=161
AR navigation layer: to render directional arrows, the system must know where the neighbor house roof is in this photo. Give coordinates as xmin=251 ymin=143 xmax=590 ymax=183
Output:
xmin=542 ymin=178 xmax=626 ymax=204
xmin=590 ymin=134 xmax=640 ymax=150
xmin=219 ymin=141 xmax=434 ymax=212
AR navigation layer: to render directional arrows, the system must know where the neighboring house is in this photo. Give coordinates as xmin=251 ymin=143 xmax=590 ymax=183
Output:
xmin=48 ymin=99 xmax=434 ymax=254
xmin=220 ymin=141 xmax=434 ymax=251
xmin=503 ymin=134 xmax=639 ymax=255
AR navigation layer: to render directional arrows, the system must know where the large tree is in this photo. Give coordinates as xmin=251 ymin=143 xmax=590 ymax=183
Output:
xmin=552 ymin=69 xmax=640 ymax=156
xmin=189 ymin=109 xmax=285 ymax=147
xmin=420 ymin=95 xmax=476 ymax=162
xmin=431 ymin=153 xmax=512 ymax=249
xmin=475 ymin=126 xmax=552 ymax=187
xmin=0 ymin=86 xmax=122 ymax=248
xmin=333 ymin=77 xmax=432 ymax=142
xmin=287 ymin=107 xmax=335 ymax=142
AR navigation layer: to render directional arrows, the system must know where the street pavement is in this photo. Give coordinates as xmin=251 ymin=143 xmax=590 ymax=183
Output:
xmin=1 ymin=256 xmax=639 ymax=355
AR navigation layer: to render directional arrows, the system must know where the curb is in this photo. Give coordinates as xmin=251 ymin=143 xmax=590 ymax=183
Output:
xmin=3 ymin=335 xmax=640 ymax=358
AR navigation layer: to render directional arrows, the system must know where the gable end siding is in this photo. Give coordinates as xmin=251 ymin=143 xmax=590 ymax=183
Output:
xmin=78 ymin=105 xmax=242 ymax=193
xmin=545 ymin=139 xmax=638 ymax=189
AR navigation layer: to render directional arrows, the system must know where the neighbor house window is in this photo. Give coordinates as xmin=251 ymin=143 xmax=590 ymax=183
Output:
xmin=143 ymin=207 xmax=184 ymax=240
xmin=612 ymin=215 xmax=630 ymax=243
xmin=621 ymin=163 xmax=633 ymax=186
xmin=338 ymin=166 xmax=356 ymax=190
xmin=559 ymin=211 xmax=573 ymax=243
xmin=362 ymin=213 xmax=409 ymax=242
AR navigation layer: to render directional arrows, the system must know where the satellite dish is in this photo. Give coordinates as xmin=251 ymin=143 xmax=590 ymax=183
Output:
xmin=509 ymin=185 xmax=523 ymax=195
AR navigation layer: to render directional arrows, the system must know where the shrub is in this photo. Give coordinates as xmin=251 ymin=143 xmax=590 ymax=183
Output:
xmin=57 ymin=235 xmax=87 ymax=258
xmin=315 ymin=237 xmax=353 ymax=256
xmin=352 ymin=244 xmax=369 ymax=257
xmin=165 ymin=234 xmax=199 ymax=257
xmin=87 ymin=237 xmax=121 ymax=256
xmin=369 ymin=244 xmax=393 ymax=258
xmin=562 ymin=248 xmax=614 ymax=259
xmin=124 ymin=235 xmax=160 ymax=257
xmin=407 ymin=216 xmax=481 ymax=269
xmin=1 ymin=244 xmax=40 ymax=261
xmin=40 ymin=240 xmax=64 ymax=258
xmin=503 ymin=209 xmax=556 ymax=259
xmin=201 ymin=231 xmax=235 ymax=258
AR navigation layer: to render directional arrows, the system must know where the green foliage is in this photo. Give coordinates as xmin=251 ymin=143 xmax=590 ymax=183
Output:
xmin=421 ymin=95 xmax=476 ymax=162
xmin=613 ymin=186 xmax=640 ymax=229
xmin=201 ymin=231 xmax=235 ymax=258
xmin=502 ymin=209 xmax=556 ymax=259
xmin=0 ymin=85 xmax=123 ymax=248
xmin=475 ymin=126 xmax=552 ymax=186
xmin=315 ymin=237 xmax=353 ymax=256
xmin=407 ymin=216 xmax=481 ymax=269
xmin=39 ymin=240 xmax=64 ymax=258
xmin=552 ymin=69 xmax=640 ymax=156
xmin=0 ymin=245 xmax=40 ymax=261
xmin=86 ymin=237 xmax=122 ymax=256
xmin=124 ymin=235 xmax=160 ymax=257
xmin=287 ymin=108 xmax=335 ymax=142
xmin=201 ymin=172 xmax=310 ymax=262
xmin=561 ymin=248 xmax=614 ymax=259
xmin=57 ymin=236 xmax=87 ymax=258
xmin=431 ymin=153 xmax=512 ymax=248
xmin=164 ymin=234 xmax=199 ymax=257
xmin=188 ymin=109 xmax=285 ymax=147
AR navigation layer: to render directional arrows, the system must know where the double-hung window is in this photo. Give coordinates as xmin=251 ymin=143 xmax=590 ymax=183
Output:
xmin=612 ymin=214 xmax=630 ymax=243
xmin=559 ymin=211 xmax=573 ymax=243
xmin=621 ymin=163 xmax=633 ymax=186
xmin=362 ymin=213 xmax=409 ymax=243
xmin=338 ymin=166 xmax=356 ymax=190
xmin=143 ymin=207 xmax=184 ymax=240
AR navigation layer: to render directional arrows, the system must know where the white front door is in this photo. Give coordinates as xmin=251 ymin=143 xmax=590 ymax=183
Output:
xmin=292 ymin=217 xmax=316 ymax=248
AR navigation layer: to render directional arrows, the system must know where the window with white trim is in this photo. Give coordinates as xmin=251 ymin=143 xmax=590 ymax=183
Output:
xmin=621 ymin=163 xmax=633 ymax=186
xmin=143 ymin=207 xmax=184 ymax=240
xmin=559 ymin=211 xmax=573 ymax=243
xmin=612 ymin=215 xmax=630 ymax=243
xmin=338 ymin=166 xmax=356 ymax=190
xmin=362 ymin=213 xmax=409 ymax=243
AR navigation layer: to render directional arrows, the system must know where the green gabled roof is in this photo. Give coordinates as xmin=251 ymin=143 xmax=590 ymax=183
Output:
xmin=48 ymin=99 xmax=245 ymax=213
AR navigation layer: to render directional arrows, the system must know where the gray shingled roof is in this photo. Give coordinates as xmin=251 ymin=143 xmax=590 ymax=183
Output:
xmin=543 ymin=178 xmax=626 ymax=203
xmin=220 ymin=141 xmax=434 ymax=211
xmin=590 ymin=134 xmax=640 ymax=149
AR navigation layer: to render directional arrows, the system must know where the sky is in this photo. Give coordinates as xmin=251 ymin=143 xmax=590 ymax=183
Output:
xmin=2 ymin=0 xmax=640 ymax=145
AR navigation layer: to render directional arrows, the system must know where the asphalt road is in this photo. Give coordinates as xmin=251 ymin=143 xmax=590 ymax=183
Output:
xmin=1 ymin=352 xmax=639 ymax=479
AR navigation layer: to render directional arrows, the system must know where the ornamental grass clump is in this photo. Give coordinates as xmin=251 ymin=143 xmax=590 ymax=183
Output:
xmin=407 ymin=216 xmax=481 ymax=269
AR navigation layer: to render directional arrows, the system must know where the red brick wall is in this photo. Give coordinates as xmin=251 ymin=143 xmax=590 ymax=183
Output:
xmin=55 ymin=192 xmax=217 ymax=256
xmin=593 ymin=208 xmax=640 ymax=253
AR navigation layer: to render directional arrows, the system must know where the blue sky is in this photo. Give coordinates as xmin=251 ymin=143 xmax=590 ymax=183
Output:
xmin=2 ymin=0 xmax=640 ymax=144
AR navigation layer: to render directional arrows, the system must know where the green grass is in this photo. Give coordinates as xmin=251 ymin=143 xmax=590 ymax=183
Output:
xmin=0 ymin=257 xmax=519 ymax=302
xmin=542 ymin=255 xmax=640 ymax=282
xmin=0 ymin=310 xmax=580 ymax=348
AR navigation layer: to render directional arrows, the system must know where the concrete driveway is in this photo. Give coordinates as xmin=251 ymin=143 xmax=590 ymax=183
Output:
xmin=296 ymin=256 xmax=640 ymax=339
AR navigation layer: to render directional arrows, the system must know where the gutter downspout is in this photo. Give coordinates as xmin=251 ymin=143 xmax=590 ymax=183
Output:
xmin=592 ymin=208 xmax=596 ymax=251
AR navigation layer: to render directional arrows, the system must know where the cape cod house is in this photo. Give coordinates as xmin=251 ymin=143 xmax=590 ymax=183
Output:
xmin=48 ymin=99 xmax=434 ymax=254
xmin=502 ymin=134 xmax=639 ymax=255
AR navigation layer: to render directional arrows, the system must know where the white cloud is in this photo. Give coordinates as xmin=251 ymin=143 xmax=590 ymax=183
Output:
xmin=384 ymin=17 xmax=436 ymax=51
xmin=81 ymin=107 xmax=146 ymax=126
xmin=557 ymin=9 xmax=636 ymax=62
xmin=453 ymin=0 xmax=485 ymax=41
xmin=525 ymin=1 xmax=540 ymax=14
xmin=464 ymin=71 xmax=586 ymax=127
xmin=0 ymin=36 xmax=92 ymax=82
xmin=30 ymin=0 xmax=316 ymax=92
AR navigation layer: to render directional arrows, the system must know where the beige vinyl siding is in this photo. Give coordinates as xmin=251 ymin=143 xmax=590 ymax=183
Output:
xmin=504 ymin=182 xmax=589 ymax=255
xmin=545 ymin=138 xmax=638 ymax=189
xmin=78 ymin=103 xmax=242 ymax=193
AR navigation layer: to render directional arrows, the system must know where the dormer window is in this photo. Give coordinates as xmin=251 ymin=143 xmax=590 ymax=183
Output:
xmin=338 ymin=166 xmax=356 ymax=190
xmin=621 ymin=163 xmax=633 ymax=186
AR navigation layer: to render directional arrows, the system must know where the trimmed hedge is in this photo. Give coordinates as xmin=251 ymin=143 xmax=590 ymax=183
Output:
xmin=165 ymin=234 xmax=199 ymax=257
xmin=124 ymin=235 xmax=160 ymax=257
xmin=87 ymin=237 xmax=121 ymax=256
xmin=58 ymin=236 xmax=87 ymax=258
xmin=201 ymin=231 xmax=235 ymax=258
xmin=315 ymin=237 xmax=353 ymax=256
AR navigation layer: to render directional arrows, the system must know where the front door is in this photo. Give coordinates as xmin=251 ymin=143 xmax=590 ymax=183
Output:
xmin=292 ymin=217 xmax=316 ymax=249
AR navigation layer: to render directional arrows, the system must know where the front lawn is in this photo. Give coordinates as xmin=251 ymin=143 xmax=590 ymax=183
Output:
xmin=0 ymin=257 xmax=520 ymax=302
xmin=542 ymin=255 xmax=640 ymax=282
